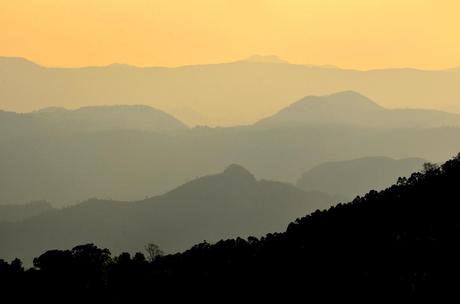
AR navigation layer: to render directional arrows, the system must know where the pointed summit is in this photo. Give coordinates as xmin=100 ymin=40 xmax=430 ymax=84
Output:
xmin=161 ymin=164 xmax=257 ymax=200
xmin=240 ymin=54 xmax=289 ymax=64
xmin=222 ymin=164 xmax=256 ymax=182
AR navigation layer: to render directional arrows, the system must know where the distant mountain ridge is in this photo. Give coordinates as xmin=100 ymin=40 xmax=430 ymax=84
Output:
xmin=255 ymin=91 xmax=460 ymax=128
xmin=3 ymin=56 xmax=460 ymax=126
xmin=0 ymin=165 xmax=338 ymax=264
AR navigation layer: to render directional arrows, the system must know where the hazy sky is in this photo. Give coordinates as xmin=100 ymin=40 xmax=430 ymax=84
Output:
xmin=1 ymin=0 xmax=459 ymax=69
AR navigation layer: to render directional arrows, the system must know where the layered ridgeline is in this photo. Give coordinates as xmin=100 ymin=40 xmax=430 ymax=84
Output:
xmin=2 ymin=56 xmax=460 ymax=126
xmin=296 ymin=156 xmax=426 ymax=199
xmin=2 ymin=155 xmax=460 ymax=301
xmin=0 ymin=165 xmax=338 ymax=263
xmin=2 ymin=91 xmax=460 ymax=206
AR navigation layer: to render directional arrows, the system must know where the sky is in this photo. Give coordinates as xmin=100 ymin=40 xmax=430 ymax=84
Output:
xmin=1 ymin=0 xmax=460 ymax=70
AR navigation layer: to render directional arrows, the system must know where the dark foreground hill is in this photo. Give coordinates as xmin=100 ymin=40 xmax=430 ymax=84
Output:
xmin=0 ymin=165 xmax=336 ymax=263
xmin=2 ymin=154 xmax=460 ymax=302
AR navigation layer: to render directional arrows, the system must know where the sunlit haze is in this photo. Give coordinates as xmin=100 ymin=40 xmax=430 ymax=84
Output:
xmin=2 ymin=0 xmax=460 ymax=69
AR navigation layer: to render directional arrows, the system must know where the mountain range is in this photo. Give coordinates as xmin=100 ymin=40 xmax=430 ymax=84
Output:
xmin=2 ymin=53 xmax=460 ymax=300
xmin=2 ymin=56 xmax=460 ymax=126
xmin=0 ymin=164 xmax=338 ymax=264
xmin=2 ymin=91 xmax=460 ymax=206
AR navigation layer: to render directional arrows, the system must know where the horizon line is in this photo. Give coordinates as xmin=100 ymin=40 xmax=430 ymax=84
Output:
xmin=1 ymin=55 xmax=459 ymax=73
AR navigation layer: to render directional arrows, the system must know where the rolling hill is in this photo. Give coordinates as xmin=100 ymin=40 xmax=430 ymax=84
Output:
xmin=0 ymin=164 xmax=338 ymax=263
xmin=255 ymin=91 xmax=460 ymax=128
xmin=0 ymin=104 xmax=186 ymax=141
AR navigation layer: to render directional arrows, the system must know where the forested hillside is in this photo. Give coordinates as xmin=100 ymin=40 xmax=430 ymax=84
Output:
xmin=2 ymin=154 xmax=460 ymax=302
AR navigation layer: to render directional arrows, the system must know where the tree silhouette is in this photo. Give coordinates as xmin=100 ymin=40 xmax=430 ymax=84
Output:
xmin=144 ymin=243 xmax=163 ymax=262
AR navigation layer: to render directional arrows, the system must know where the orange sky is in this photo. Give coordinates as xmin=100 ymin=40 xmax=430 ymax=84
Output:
xmin=1 ymin=0 xmax=459 ymax=69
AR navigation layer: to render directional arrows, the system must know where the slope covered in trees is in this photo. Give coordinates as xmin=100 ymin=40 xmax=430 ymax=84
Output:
xmin=2 ymin=154 xmax=460 ymax=301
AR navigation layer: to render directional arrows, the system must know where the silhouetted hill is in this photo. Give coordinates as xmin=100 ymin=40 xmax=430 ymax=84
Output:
xmin=3 ymin=155 xmax=460 ymax=301
xmin=255 ymin=91 xmax=460 ymax=128
xmin=0 ymin=165 xmax=337 ymax=263
xmin=0 ymin=105 xmax=186 ymax=141
xmin=131 ymin=153 xmax=458 ymax=301
xmin=0 ymin=56 xmax=41 ymax=70
xmin=0 ymin=201 xmax=54 ymax=223
xmin=3 ymin=56 xmax=460 ymax=126
xmin=296 ymin=156 xmax=426 ymax=199
xmin=38 ymin=104 xmax=187 ymax=131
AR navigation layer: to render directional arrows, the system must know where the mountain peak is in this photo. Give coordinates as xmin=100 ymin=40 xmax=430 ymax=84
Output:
xmin=254 ymin=91 xmax=385 ymax=127
xmin=222 ymin=164 xmax=256 ymax=181
xmin=34 ymin=107 xmax=70 ymax=114
xmin=328 ymin=90 xmax=369 ymax=99
xmin=241 ymin=54 xmax=289 ymax=64
xmin=0 ymin=56 xmax=41 ymax=68
xmin=281 ymin=91 xmax=384 ymax=116
xmin=297 ymin=91 xmax=382 ymax=108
